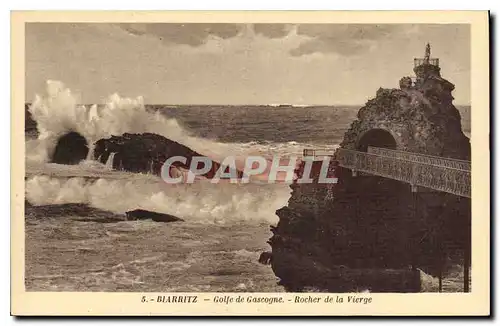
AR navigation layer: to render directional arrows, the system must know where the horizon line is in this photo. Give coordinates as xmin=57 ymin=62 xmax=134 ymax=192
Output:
xmin=23 ymin=102 xmax=472 ymax=107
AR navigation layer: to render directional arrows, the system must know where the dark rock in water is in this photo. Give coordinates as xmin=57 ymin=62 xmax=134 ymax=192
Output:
xmin=25 ymin=201 xmax=124 ymax=221
xmin=125 ymin=209 xmax=184 ymax=223
xmin=94 ymin=132 xmax=243 ymax=179
xmin=258 ymin=251 xmax=273 ymax=265
xmin=25 ymin=104 xmax=39 ymax=138
xmin=273 ymin=248 xmax=421 ymax=293
xmin=52 ymin=132 xmax=89 ymax=165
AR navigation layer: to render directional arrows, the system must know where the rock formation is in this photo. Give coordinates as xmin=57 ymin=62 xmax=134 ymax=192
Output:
xmin=340 ymin=66 xmax=470 ymax=160
xmin=94 ymin=132 xmax=243 ymax=179
xmin=25 ymin=200 xmax=124 ymax=222
xmin=268 ymin=47 xmax=471 ymax=292
xmin=125 ymin=209 xmax=184 ymax=223
xmin=25 ymin=104 xmax=38 ymax=138
xmin=51 ymin=131 xmax=89 ymax=165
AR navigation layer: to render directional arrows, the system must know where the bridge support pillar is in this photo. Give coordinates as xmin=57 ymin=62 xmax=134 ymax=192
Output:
xmin=464 ymin=217 xmax=471 ymax=292
xmin=409 ymin=189 xmax=419 ymax=272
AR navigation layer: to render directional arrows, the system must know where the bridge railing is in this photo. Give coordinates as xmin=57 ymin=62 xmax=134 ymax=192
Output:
xmin=303 ymin=149 xmax=335 ymax=158
xmin=335 ymin=148 xmax=471 ymax=198
xmin=367 ymin=146 xmax=471 ymax=171
xmin=414 ymin=58 xmax=440 ymax=67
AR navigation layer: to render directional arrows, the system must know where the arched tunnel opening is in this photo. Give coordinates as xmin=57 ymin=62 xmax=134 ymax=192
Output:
xmin=356 ymin=128 xmax=397 ymax=152
xmin=51 ymin=131 xmax=89 ymax=165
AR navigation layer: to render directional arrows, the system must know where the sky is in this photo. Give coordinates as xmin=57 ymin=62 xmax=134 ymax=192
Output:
xmin=25 ymin=23 xmax=470 ymax=105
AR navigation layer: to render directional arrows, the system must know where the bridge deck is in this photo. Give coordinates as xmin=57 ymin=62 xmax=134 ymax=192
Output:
xmin=304 ymin=147 xmax=471 ymax=198
xmin=367 ymin=147 xmax=471 ymax=171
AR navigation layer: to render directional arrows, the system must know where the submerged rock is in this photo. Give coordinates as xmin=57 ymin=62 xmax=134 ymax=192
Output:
xmin=125 ymin=209 xmax=184 ymax=223
xmin=25 ymin=201 xmax=124 ymax=222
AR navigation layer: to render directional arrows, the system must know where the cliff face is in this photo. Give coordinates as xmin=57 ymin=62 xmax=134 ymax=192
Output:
xmin=268 ymin=64 xmax=471 ymax=292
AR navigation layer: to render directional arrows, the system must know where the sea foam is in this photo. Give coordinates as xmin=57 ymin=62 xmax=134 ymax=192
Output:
xmin=25 ymin=80 xmax=293 ymax=223
xmin=26 ymin=175 xmax=289 ymax=224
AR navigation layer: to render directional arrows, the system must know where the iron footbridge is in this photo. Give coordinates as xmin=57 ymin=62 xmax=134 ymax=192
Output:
xmin=304 ymin=146 xmax=471 ymax=198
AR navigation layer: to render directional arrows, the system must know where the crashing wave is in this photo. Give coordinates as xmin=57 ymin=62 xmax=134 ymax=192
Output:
xmin=25 ymin=175 xmax=289 ymax=224
xmin=27 ymin=80 xmax=244 ymax=164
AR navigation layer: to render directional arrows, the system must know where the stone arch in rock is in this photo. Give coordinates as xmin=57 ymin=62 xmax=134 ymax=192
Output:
xmin=51 ymin=131 xmax=89 ymax=165
xmin=356 ymin=128 xmax=398 ymax=152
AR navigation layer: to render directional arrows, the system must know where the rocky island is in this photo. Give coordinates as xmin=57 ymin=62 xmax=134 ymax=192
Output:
xmin=267 ymin=44 xmax=471 ymax=292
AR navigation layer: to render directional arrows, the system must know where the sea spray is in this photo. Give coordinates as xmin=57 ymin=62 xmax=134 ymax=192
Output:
xmin=25 ymin=176 xmax=90 ymax=206
xmin=25 ymin=175 xmax=290 ymax=224
xmin=86 ymin=142 xmax=96 ymax=161
xmin=105 ymin=152 xmax=117 ymax=170
xmin=27 ymin=80 xmax=250 ymax=164
xmin=26 ymin=80 xmax=307 ymax=224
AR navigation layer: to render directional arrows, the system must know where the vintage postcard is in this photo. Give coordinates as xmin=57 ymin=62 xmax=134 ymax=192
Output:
xmin=11 ymin=11 xmax=490 ymax=316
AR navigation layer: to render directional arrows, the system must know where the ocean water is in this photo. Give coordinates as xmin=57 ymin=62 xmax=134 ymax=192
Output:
xmin=156 ymin=105 xmax=359 ymax=146
xmin=24 ymin=80 xmax=471 ymax=291
xmin=155 ymin=104 xmax=471 ymax=145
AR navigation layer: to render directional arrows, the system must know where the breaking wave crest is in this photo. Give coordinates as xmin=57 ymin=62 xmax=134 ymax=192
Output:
xmin=27 ymin=80 xmax=247 ymax=164
xmin=25 ymin=80 xmax=298 ymax=224
xmin=27 ymin=80 xmax=338 ymax=163
xmin=25 ymin=175 xmax=290 ymax=224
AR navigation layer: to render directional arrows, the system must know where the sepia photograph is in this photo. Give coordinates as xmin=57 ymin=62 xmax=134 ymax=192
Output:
xmin=11 ymin=11 xmax=490 ymax=316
